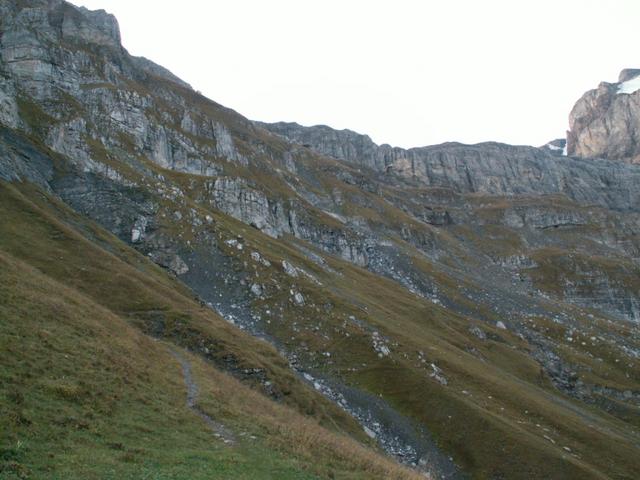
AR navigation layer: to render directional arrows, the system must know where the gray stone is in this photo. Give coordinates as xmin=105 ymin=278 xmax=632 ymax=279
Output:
xmin=567 ymin=69 xmax=640 ymax=164
xmin=282 ymin=260 xmax=298 ymax=277
xmin=250 ymin=283 xmax=263 ymax=297
xmin=169 ymin=255 xmax=189 ymax=275
xmin=292 ymin=291 xmax=305 ymax=306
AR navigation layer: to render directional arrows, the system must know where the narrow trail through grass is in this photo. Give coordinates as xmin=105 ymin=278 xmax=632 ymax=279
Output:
xmin=170 ymin=348 xmax=237 ymax=445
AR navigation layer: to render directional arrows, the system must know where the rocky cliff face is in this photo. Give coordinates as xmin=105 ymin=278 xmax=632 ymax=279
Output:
xmin=261 ymin=118 xmax=640 ymax=323
xmin=567 ymin=69 xmax=640 ymax=163
xmin=1 ymin=3 xmax=640 ymax=479
xmin=261 ymin=121 xmax=640 ymax=211
xmin=0 ymin=0 xmax=371 ymax=264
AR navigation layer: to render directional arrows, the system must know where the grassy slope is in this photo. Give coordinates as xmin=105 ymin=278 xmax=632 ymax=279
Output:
xmin=0 ymin=181 xmax=423 ymax=480
xmin=0 ymin=252 xmax=316 ymax=480
xmin=277 ymin=244 xmax=639 ymax=480
xmin=0 ymin=181 xmax=363 ymax=437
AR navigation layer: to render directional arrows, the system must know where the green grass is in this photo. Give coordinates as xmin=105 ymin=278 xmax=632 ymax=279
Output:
xmin=0 ymin=252 xmax=317 ymax=480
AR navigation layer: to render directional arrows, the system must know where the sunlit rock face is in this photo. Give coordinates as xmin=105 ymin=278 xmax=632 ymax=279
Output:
xmin=567 ymin=69 xmax=640 ymax=164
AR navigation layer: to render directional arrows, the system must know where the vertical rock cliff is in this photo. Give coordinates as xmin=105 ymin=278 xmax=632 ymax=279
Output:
xmin=567 ymin=69 xmax=640 ymax=163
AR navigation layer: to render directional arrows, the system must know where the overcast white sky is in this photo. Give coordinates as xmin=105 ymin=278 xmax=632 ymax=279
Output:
xmin=71 ymin=0 xmax=639 ymax=148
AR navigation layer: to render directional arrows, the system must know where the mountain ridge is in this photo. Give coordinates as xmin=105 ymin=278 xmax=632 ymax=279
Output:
xmin=259 ymin=120 xmax=640 ymax=212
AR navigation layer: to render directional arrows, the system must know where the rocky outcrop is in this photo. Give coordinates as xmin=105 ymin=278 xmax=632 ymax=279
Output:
xmin=567 ymin=69 xmax=640 ymax=163
xmin=207 ymin=177 xmax=290 ymax=238
xmin=502 ymin=205 xmax=588 ymax=230
xmin=565 ymin=276 xmax=640 ymax=323
xmin=0 ymin=0 xmax=244 ymax=179
xmin=258 ymin=122 xmax=389 ymax=171
xmin=132 ymin=56 xmax=193 ymax=90
xmin=0 ymin=0 xmax=375 ymax=271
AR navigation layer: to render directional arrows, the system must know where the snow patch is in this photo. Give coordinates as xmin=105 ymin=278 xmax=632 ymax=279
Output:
xmin=618 ymin=75 xmax=640 ymax=94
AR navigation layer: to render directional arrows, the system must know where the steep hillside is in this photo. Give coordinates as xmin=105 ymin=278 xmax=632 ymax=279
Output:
xmin=0 ymin=181 xmax=421 ymax=480
xmin=1 ymin=1 xmax=639 ymax=479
